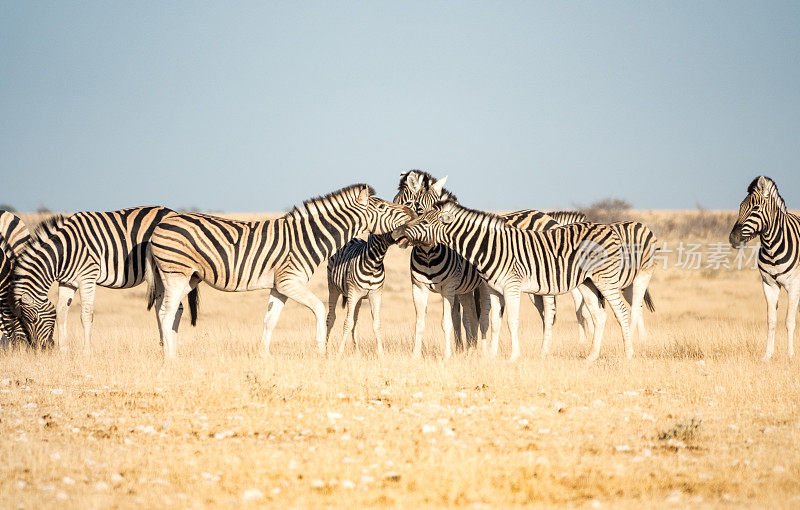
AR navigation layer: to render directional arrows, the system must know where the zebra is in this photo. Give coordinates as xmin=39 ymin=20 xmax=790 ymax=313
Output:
xmin=729 ymin=175 xmax=800 ymax=361
xmin=393 ymin=171 xmax=586 ymax=358
xmin=12 ymin=206 xmax=175 ymax=350
xmin=392 ymin=199 xmax=635 ymax=361
xmin=326 ymin=232 xmax=395 ymax=357
xmin=0 ymin=210 xmax=30 ymax=256
xmin=146 ymin=184 xmax=414 ymax=358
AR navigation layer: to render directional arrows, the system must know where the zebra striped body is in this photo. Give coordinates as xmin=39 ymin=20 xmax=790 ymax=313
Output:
xmin=393 ymin=200 xmax=634 ymax=361
xmin=13 ymin=206 xmax=174 ymax=350
xmin=0 ymin=210 xmax=31 ymax=257
xmin=147 ymin=184 xmax=414 ymax=357
xmin=393 ymin=171 xmax=586 ymax=358
xmin=730 ymin=176 xmax=800 ymax=360
xmin=326 ymin=233 xmax=394 ymax=356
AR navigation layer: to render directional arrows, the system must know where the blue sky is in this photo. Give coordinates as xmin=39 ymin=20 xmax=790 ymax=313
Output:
xmin=2 ymin=1 xmax=799 ymax=213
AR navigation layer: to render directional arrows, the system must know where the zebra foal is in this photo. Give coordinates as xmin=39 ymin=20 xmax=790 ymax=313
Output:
xmin=147 ymin=184 xmax=414 ymax=358
xmin=326 ymin=233 xmax=395 ymax=356
xmin=393 ymin=199 xmax=634 ymax=361
xmin=730 ymin=176 xmax=800 ymax=360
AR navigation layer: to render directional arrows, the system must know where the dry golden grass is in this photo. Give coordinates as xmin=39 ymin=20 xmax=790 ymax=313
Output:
xmin=3 ymin=211 xmax=800 ymax=508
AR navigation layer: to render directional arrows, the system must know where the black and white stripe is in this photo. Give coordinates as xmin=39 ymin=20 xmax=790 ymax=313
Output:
xmin=0 ymin=210 xmax=30 ymax=257
xmin=326 ymin=233 xmax=395 ymax=356
xmin=147 ymin=184 xmax=414 ymax=357
xmin=393 ymin=199 xmax=635 ymax=361
xmin=13 ymin=206 xmax=174 ymax=350
xmin=730 ymin=176 xmax=800 ymax=360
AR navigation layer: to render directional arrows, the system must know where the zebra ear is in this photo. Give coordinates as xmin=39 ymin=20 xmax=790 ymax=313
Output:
xmin=357 ymin=186 xmax=371 ymax=206
xmin=755 ymin=176 xmax=772 ymax=198
xmin=20 ymin=294 xmax=33 ymax=306
xmin=430 ymin=175 xmax=448 ymax=196
xmin=406 ymin=173 xmax=422 ymax=193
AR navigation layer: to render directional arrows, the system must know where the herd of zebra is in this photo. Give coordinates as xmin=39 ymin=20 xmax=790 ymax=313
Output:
xmin=1 ymin=172 xmax=798 ymax=361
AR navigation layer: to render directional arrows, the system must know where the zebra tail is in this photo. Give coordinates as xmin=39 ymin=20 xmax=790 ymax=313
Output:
xmin=644 ymin=289 xmax=655 ymax=313
xmin=188 ymin=287 xmax=200 ymax=326
xmin=145 ymin=245 xmax=157 ymax=311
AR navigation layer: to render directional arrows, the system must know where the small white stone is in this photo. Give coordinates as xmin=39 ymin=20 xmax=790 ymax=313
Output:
xmin=111 ymin=473 xmax=124 ymax=484
xmin=614 ymin=445 xmax=631 ymax=452
xmin=50 ymin=388 xmax=64 ymax=395
xmin=242 ymin=488 xmax=264 ymax=501
xmin=94 ymin=482 xmax=110 ymax=491
xmin=665 ymin=490 xmax=682 ymax=503
xmin=589 ymin=499 xmax=602 ymax=508
xmin=62 ymin=477 xmax=75 ymax=485
xmin=422 ymin=425 xmax=437 ymax=434
xmin=551 ymin=401 xmax=567 ymax=412
xmin=327 ymin=412 xmax=342 ymax=420
xmin=774 ymin=465 xmax=786 ymax=474
xmin=310 ymin=479 xmax=326 ymax=489
xmin=623 ymin=391 xmax=639 ymax=397
xmin=360 ymin=475 xmax=375 ymax=484
xmin=341 ymin=479 xmax=355 ymax=489
xmin=50 ymin=452 xmax=62 ymax=461
xmin=56 ymin=491 xmax=68 ymax=501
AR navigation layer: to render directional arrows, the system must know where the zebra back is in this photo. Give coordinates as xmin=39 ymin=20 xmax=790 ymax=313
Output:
xmin=13 ymin=206 xmax=174 ymax=302
xmin=151 ymin=185 xmax=412 ymax=293
xmin=0 ymin=211 xmax=30 ymax=257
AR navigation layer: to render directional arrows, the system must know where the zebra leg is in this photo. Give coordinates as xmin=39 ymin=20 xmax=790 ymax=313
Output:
xmin=459 ymin=291 xmax=479 ymax=350
xmin=441 ymin=291 xmax=457 ymax=359
xmin=55 ymin=285 xmax=76 ymax=351
xmin=478 ymin=283 xmax=491 ymax=354
xmin=578 ymin=285 xmax=606 ymax=362
xmin=504 ymin=288 xmax=522 ymax=361
xmin=571 ymin=288 xmax=593 ymax=344
xmin=279 ymin=282 xmax=328 ymax=355
xmin=488 ymin=290 xmax=502 ymax=357
xmin=411 ymin=283 xmax=429 ymax=358
xmin=158 ymin=275 xmax=192 ymax=358
xmin=78 ymin=281 xmax=97 ymax=355
xmin=339 ymin=290 xmax=361 ymax=356
xmin=261 ymin=289 xmax=288 ymax=357
xmin=368 ymin=289 xmax=384 ymax=358
xmin=597 ymin=286 xmax=633 ymax=359
xmin=541 ymin=295 xmax=557 ymax=357
xmin=762 ymin=277 xmax=780 ymax=361
xmin=451 ymin=295 xmax=464 ymax=352
xmin=784 ymin=279 xmax=799 ymax=360
xmin=629 ymin=272 xmax=653 ymax=343
xmin=326 ymin=286 xmax=340 ymax=345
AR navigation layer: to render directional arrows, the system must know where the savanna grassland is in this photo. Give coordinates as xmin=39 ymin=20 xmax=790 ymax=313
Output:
xmin=2 ymin=210 xmax=799 ymax=509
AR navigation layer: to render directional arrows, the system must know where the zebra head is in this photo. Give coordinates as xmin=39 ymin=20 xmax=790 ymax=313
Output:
xmin=393 ymin=171 xmax=453 ymax=214
xmin=13 ymin=293 xmax=55 ymax=349
xmin=392 ymin=200 xmax=458 ymax=249
xmin=363 ymin=191 xmax=416 ymax=235
xmin=729 ymin=176 xmax=786 ymax=248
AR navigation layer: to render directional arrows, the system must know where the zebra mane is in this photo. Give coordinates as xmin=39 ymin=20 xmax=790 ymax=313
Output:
xmin=25 ymin=215 xmax=67 ymax=248
xmin=398 ymin=170 xmax=459 ymax=203
xmin=287 ymin=184 xmax=376 ymax=217
xmin=547 ymin=210 xmax=588 ymax=225
xmin=747 ymin=176 xmax=787 ymax=211
xmin=438 ymin=200 xmax=507 ymax=229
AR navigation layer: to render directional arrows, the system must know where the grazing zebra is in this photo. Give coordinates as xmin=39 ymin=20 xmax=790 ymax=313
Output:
xmin=326 ymin=232 xmax=395 ymax=356
xmin=147 ymin=184 xmax=414 ymax=358
xmin=0 ymin=210 xmax=30 ymax=256
xmin=13 ymin=206 xmax=175 ymax=350
xmin=729 ymin=176 xmax=800 ymax=361
xmin=393 ymin=171 xmax=586 ymax=358
xmin=393 ymin=199 xmax=634 ymax=361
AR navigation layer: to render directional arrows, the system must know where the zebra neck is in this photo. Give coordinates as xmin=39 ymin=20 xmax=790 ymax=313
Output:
xmin=445 ymin=213 xmax=503 ymax=275
xmin=361 ymin=235 xmax=392 ymax=271
xmin=287 ymin=204 xmax=366 ymax=266
xmin=759 ymin=209 xmax=788 ymax=255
